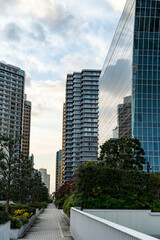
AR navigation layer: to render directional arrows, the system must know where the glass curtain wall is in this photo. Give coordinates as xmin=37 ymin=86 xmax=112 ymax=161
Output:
xmin=99 ymin=0 xmax=136 ymax=145
xmin=133 ymin=0 xmax=160 ymax=171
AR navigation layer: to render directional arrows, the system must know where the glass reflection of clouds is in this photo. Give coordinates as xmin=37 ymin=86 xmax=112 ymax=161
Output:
xmin=99 ymin=0 xmax=160 ymax=171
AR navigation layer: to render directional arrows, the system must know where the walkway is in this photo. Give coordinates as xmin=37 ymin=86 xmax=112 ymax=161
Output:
xmin=19 ymin=204 xmax=73 ymax=240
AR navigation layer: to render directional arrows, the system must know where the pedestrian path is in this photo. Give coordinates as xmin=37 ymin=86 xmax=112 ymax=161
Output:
xmin=19 ymin=204 xmax=73 ymax=240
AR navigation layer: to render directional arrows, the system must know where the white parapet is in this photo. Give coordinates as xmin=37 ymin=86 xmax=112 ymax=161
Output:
xmin=0 ymin=221 xmax=10 ymax=240
xmin=84 ymin=209 xmax=160 ymax=238
xmin=70 ymin=208 xmax=158 ymax=240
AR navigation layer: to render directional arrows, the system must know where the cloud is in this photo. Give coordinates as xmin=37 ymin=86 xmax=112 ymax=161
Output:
xmin=61 ymin=54 xmax=102 ymax=75
xmin=26 ymin=79 xmax=65 ymax=118
xmin=28 ymin=21 xmax=46 ymax=42
xmin=106 ymin=0 xmax=126 ymax=11
xmin=4 ymin=22 xmax=21 ymax=41
xmin=13 ymin=0 xmax=81 ymax=38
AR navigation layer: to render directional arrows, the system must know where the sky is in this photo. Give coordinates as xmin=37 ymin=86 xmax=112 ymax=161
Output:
xmin=0 ymin=0 xmax=126 ymax=192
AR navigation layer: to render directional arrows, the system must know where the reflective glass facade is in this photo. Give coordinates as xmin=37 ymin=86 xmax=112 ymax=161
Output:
xmin=99 ymin=0 xmax=160 ymax=171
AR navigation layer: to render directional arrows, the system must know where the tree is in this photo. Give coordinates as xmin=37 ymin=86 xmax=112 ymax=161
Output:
xmin=0 ymin=135 xmax=21 ymax=212
xmin=11 ymin=155 xmax=33 ymax=203
xmin=99 ymin=138 xmax=145 ymax=170
xmin=30 ymin=169 xmax=48 ymax=202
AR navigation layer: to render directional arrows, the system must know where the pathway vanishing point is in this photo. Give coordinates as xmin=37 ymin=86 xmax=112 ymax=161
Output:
xmin=19 ymin=204 xmax=73 ymax=240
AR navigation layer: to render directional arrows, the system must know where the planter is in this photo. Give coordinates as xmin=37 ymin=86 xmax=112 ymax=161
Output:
xmin=0 ymin=221 xmax=10 ymax=240
xmin=10 ymin=208 xmax=43 ymax=240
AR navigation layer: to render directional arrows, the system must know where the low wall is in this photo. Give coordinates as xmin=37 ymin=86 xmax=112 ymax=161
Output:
xmin=0 ymin=221 xmax=10 ymax=240
xmin=71 ymin=208 xmax=158 ymax=240
xmin=84 ymin=209 xmax=160 ymax=238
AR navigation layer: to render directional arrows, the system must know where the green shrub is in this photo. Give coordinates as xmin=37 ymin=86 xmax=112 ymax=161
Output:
xmin=28 ymin=202 xmax=48 ymax=209
xmin=0 ymin=204 xmax=5 ymax=211
xmin=9 ymin=204 xmax=36 ymax=215
xmin=63 ymin=194 xmax=78 ymax=217
xmin=10 ymin=216 xmax=28 ymax=229
xmin=9 ymin=204 xmax=28 ymax=214
xmin=40 ymin=202 xmax=48 ymax=208
xmin=0 ymin=211 xmax=9 ymax=224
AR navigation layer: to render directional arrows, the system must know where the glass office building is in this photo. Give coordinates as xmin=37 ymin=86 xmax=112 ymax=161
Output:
xmin=99 ymin=0 xmax=160 ymax=171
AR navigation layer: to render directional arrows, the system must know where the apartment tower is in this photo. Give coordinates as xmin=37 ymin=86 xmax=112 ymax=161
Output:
xmin=55 ymin=150 xmax=62 ymax=191
xmin=61 ymin=103 xmax=66 ymax=185
xmin=22 ymin=94 xmax=31 ymax=158
xmin=0 ymin=62 xmax=25 ymax=153
xmin=65 ymin=69 xmax=101 ymax=182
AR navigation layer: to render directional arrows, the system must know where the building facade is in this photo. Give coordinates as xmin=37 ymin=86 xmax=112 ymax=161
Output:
xmin=0 ymin=62 xmax=25 ymax=153
xmin=55 ymin=150 xmax=62 ymax=191
xmin=39 ymin=168 xmax=50 ymax=193
xmin=22 ymin=94 xmax=31 ymax=158
xmin=29 ymin=154 xmax=34 ymax=169
xmin=118 ymin=96 xmax=132 ymax=138
xmin=65 ymin=69 xmax=101 ymax=182
xmin=61 ymin=103 xmax=66 ymax=185
xmin=99 ymin=0 xmax=160 ymax=171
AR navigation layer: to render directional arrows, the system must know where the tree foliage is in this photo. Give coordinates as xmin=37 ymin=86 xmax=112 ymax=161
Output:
xmin=99 ymin=138 xmax=145 ymax=170
xmin=0 ymin=134 xmax=49 ymax=211
xmin=0 ymin=135 xmax=21 ymax=212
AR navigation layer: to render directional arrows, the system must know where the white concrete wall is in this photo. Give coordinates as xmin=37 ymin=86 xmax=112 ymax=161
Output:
xmin=84 ymin=209 xmax=160 ymax=238
xmin=71 ymin=208 xmax=158 ymax=240
xmin=0 ymin=221 xmax=10 ymax=240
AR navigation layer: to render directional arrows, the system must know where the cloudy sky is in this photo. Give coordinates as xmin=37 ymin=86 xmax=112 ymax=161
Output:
xmin=0 ymin=0 xmax=126 ymax=192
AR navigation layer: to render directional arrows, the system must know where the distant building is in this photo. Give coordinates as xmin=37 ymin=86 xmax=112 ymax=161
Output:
xmin=56 ymin=150 xmax=62 ymax=192
xmin=118 ymin=96 xmax=132 ymax=138
xmin=39 ymin=168 xmax=50 ymax=194
xmin=61 ymin=104 xmax=66 ymax=185
xmin=0 ymin=62 xmax=25 ymax=154
xmin=112 ymin=127 xmax=119 ymax=139
xmin=22 ymin=94 xmax=31 ymax=158
xmin=29 ymin=154 xmax=34 ymax=169
xmin=64 ymin=69 xmax=101 ymax=182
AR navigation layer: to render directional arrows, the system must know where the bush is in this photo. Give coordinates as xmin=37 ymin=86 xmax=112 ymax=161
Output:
xmin=0 ymin=204 xmax=5 ymax=211
xmin=10 ymin=216 xmax=28 ymax=229
xmin=10 ymin=209 xmax=33 ymax=229
xmin=9 ymin=204 xmax=36 ymax=215
xmin=48 ymin=199 xmax=53 ymax=203
xmin=63 ymin=194 xmax=78 ymax=217
xmin=29 ymin=202 xmax=48 ymax=209
xmin=0 ymin=211 xmax=9 ymax=224
xmin=9 ymin=204 xmax=28 ymax=214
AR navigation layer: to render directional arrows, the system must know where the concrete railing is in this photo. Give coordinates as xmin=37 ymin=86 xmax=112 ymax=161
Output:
xmin=70 ymin=208 xmax=158 ymax=240
xmin=84 ymin=209 xmax=160 ymax=238
xmin=0 ymin=221 xmax=10 ymax=240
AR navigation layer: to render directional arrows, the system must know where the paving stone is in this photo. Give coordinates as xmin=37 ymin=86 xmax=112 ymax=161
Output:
xmin=19 ymin=204 xmax=73 ymax=240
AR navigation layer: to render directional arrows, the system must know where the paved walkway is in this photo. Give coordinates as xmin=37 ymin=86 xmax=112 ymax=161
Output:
xmin=19 ymin=204 xmax=73 ymax=240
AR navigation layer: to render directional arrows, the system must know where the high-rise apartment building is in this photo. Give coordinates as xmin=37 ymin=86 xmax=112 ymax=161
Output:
xmin=99 ymin=0 xmax=160 ymax=171
xmin=118 ymin=96 xmax=132 ymax=138
xmin=29 ymin=154 xmax=34 ymax=169
xmin=55 ymin=150 xmax=62 ymax=191
xmin=65 ymin=69 xmax=101 ymax=182
xmin=0 ymin=62 xmax=25 ymax=153
xmin=61 ymin=103 xmax=66 ymax=185
xmin=22 ymin=94 xmax=31 ymax=158
xmin=39 ymin=168 xmax=50 ymax=194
